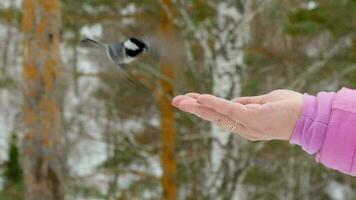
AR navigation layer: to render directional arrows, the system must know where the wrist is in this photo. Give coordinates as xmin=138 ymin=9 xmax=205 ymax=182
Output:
xmin=287 ymin=95 xmax=304 ymax=140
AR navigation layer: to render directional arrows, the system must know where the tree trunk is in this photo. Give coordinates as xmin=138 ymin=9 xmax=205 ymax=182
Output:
xmin=22 ymin=0 xmax=64 ymax=199
xmin=209 ymin=0 xmax=253 ymax=198
xmin=159 ymin=0 xmax=177 ymax=199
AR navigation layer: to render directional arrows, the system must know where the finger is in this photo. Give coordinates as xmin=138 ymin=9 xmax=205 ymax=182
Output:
xmin=243 ymin=135 xmax=262 ymax=141
xmin=172 ymin=93 xmax=201 ymax=107
xmin=197 ymin=94 xmax=248 ymax=123
xmin=172 ymin=95 xmax=188 ymax=107
xmin=172 ymin=95 xmax=192 ymax=107
xmin=179 ymin=98 xmax=260 ymax=139
xmin=231 ymin=95 xmax=265 ymax=105
xmin=185 ymin=93 xmax=201 ymax=99
xmin=216 ymin=118 xmax=241 ymax=132
xmin=178 ymin=98 xmax=245 ymax=132
xmin=215 ymin=118 xmax=260 ymax=140
xmin=178 ymin=99 xmax=227 ymax=122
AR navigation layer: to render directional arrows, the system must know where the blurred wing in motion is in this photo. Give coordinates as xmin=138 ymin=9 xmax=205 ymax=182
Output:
xmin=116 ymin=64 xmax=151 ymax=90
xmin=80 ymin=38 xmax=106 ymax=50
xmin=140 ymin=32 xmax=187 ymax=82
xmin=142 ymin=35 xmax=164 ymax=61
xmin=142 ymin=32 xmax=186 ymax=67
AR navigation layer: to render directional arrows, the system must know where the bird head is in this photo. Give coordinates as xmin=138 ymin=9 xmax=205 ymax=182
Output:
xmin=125 ymin=38 xmax=149 ymax=51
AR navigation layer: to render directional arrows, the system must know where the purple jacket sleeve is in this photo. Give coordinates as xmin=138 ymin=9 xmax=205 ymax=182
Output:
xmin=290 ymin=87 xmax=356 ymax=175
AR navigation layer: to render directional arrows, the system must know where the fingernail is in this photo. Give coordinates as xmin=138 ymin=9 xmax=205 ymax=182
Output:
xmin=172 ymin=101 xmax=179 ymax=107
xmin=177 ymin=100 xmax=190 ymax=111
xmin=185 ymin=93 xmax=200 ymax=99
xmin=172 ymin=95 xmax=185 ymax=107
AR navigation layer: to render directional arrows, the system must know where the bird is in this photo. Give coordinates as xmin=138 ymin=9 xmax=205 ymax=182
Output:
xmin=80 ymin=37 xmax=150 ymax=67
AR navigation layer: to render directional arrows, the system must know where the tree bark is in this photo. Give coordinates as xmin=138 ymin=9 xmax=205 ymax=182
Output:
xmin=22 ymin=0 xmax=64 ymax=199
xmin=209 ymin=0 xmax=253 ymax=199
xmin=159 ymin=0 xmax=177 ymax=199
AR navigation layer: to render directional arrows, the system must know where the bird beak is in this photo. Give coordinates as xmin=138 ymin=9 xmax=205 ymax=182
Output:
xmin=144 ymin=45 xmax=149 ymax=51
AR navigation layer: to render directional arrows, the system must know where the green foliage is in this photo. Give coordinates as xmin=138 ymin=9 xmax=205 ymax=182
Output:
xmin=0 ymin=7 xmax=22 ymax=25
xmin=3 ymin=133 xmax=23 ymax=186
xmin=126 ymin=177 xmax=160 ymax=198
xmin=99 ymin=142 xmax=146 ymax=168
xmin=244 ymin=166 xmax=277 ymax=186
xmin=284 ymin=19 xmax=323 ymax=36
xmin=0 ymin=76 xmax=17 ymax=89
xmin=61 ymin=0 xmax=160 ymax=31
xmin=0 ymin=183 xmax=25 ymax=200
xmin=0 ymin=133 xmax=24 ymax=200
xmin=67 ymin=184 xmax=105 ymax=199
xmin=242 ymin=79 xmax=261 ymax=96
xmin=285 ymin=0 xmax=356 ymax=36
xmin=190 ymin=0 xmax=215 ymax=24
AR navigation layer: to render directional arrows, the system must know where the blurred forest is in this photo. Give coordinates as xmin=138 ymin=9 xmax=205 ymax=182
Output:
xmin=0 ymin=0 xmax=355 ymax=200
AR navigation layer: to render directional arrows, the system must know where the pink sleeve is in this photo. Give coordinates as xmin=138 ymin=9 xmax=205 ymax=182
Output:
xmin=290 ymin=87 xmax=356 ymax=175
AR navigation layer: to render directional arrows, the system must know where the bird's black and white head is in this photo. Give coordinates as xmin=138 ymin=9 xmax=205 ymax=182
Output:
xmin=124 ymin=37 xmax=149 ymax=58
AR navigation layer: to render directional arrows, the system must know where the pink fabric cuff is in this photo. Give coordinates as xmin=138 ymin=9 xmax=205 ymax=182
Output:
xmin=290 ymin=88 xmax=356 ymax=175
xmin=290 ymin=92 xmax=335 ymax=154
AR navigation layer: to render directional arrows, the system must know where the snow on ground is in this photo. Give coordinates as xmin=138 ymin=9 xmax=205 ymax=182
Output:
xmin=0 ymin=0 xmax=21 ymax=8
xmin=326 ymin=181 xmax=353 ymax=200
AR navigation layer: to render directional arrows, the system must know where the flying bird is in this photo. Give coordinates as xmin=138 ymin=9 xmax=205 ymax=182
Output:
xmin=79 ymin=35 xmax=182 ymax=89
xmin=80 ymin=37 xmax=151 ymax=67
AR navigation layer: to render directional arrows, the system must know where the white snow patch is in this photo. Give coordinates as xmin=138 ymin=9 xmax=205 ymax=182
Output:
xmin=326 ymin=181 xmax=353 ymax=200
xmin=77 ymin=51 xmax=100 ymax=73
xmin=80 ymin=24 xmax=103 ymax=40
xmin=218 ymin=2 xmax=241 ymax=22
xmin=307 ymin=1 xmax=318 ymax=10
xmin=120 ymin=3 xmax=137 ymax=15
xmin=68 ymin=139 xmax=107 ymax=176
xmin=148 ymin=116 xmax=160 ymax=127
xmin=0 ymin=0 xmax=22 ymax=8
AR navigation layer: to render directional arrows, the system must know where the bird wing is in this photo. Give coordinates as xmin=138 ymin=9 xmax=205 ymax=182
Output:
xmin=116 ymin=63 xmax=149 ymax=90
xmin=143 ymin=35 xmax=163 ymax=61
xmin=80 ymin=38 xmax=105 ymax=49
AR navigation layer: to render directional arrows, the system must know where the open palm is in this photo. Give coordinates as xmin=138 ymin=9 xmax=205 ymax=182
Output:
xmin=172 ymin=90 xmax=303 ymax=141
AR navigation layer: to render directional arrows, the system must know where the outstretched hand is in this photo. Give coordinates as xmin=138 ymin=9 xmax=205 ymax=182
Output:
xmin=172 ymin=90 xmax=303 ymax=141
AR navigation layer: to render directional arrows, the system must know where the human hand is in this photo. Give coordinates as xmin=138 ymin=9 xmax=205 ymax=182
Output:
xmin=172 ymin=90 xmax=303 ymax=141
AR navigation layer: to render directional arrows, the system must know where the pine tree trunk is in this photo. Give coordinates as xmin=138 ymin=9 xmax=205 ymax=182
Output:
xmin=159 ymin=0 xmax=177 ymax=199
xmin=22 ymin=0 xmax=64 ymax=199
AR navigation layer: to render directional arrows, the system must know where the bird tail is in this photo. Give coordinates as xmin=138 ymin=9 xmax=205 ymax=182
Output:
xmin=80 ymin=38 xmax=105 ymax=49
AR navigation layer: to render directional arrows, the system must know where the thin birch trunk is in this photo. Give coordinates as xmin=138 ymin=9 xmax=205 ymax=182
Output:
xmin=209 ymin=1 xmax=253 ymax=199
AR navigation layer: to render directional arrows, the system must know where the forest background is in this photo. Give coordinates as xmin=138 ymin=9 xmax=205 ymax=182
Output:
xmin=0 ymin=0 xmax=355 ymax=199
